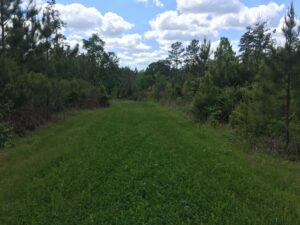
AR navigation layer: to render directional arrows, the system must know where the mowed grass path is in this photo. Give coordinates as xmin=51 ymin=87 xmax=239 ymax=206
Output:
xmin=0 ymin=101 xmax=300 ymax=225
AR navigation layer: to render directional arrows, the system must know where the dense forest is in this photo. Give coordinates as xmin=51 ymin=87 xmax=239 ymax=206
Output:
xmin=0 ymin=0 xmax=134 ymax=146
xmin=133 ymin=2 xmax=300 ymax=157
xmin=0 ymin=0 xmax=299 ymax=158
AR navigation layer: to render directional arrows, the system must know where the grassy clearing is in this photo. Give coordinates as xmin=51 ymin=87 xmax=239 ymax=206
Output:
xmin=0 ymin=101 xmax=300 ymax=225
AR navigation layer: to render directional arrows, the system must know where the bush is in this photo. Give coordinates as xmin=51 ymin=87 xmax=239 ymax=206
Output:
xmin=11 ymin=73 xmax=51 ymax=132
xmin=0 ymin=122 xmax=13 ymax=148
xmin=0 ymin=104 xmax=14 ymax=148
xmin=182 ymin=77 xmax=200 ymax=100
xmin=191 ymin=74 xmax=220 ymax=122
xmin=290 ymin=117 xmax=300 ymax=155
xmin=65 ymin=79 xmax=109 ymax=108
xmin=2 ymin=72 xmax=110 ymax=135
xmin=85 ymin=85 xmax=110 ymax=107
xmin=153 ymin=76 xmax=167 ymax=101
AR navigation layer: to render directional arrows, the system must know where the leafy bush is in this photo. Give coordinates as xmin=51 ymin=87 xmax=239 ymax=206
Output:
xmin=0 ymin=104 xmax=14 ymax=148
xmin=11 ymin=73 xmax=51 ymax=131
xmin=0 ymin=122 xmax=13 ymax=148
xmin=153 ymin=76 xmax=167 ymax=100
xmin=290 ymin=117 xmax=300 ymax=155
xmin=182 ymin=77 xmax=200 ymax=100
xmin=191 ymin=74 xmax=220 ymax=122
xmin=0 ymin=72 xmax=110 ymax=136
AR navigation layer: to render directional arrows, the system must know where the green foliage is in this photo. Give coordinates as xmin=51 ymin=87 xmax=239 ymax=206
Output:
xmin=191 ymin=74 xmax=219 ymax=122
xmin=211 ymin=37 xmax=240 ymax=87
xmin=0 ymin=103 xmax=13 ymax=148
xmin=0 ymin=122 xmax=12 ymax=148
xmin=182 ymin=76 xmax=200 ymax=100
xmin=2 ymin=72 xmax=109 ymax=134
xmin=230 ymin=6 xmax=300 ymax=152
xmin=290 ymin=116 xmax=300 ymax=153
xmin=0 ymin=57 xmax=19 ymax=90
xmin=239 ymin=22 xmax=273 ymax=72
xmin=114 ymin=67 xmax=138 ymax=99
xmin=168 ymin=41 xmax=185 ymax=69
xmin=152 ymin=76 xmax=167 ymax=101
xmin=1 ymin=0 xmax=299 ymax=157
xmin=0 ymin=0 xmax=139 ymax=146
xmin=191 ymin=74 xmax=239 ymax=124
xmin=184 ymin=39 xmax=211 ymax=76
xmin=139 ymin=12 xmax=299 ymax=156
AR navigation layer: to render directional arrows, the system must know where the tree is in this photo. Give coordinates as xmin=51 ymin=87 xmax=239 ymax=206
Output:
xmin=168 ymin=41 xmax=185 ymax=69
xmin=199 ymin=38 xmax=211 ymax=71
xmin=143 ymin=60 xmax=171 ymax=91
xmin=252 ymin=21 xmax=273 ymax=61
xmin=146 ymin=60 xmax=171 ymax=77
xmin=282 ymin=1 xmax=299 ymax=149
xmin=0 ymin=0 xmax=21 ymax=51
xmin=184 ymin=38 xmax=210 ymax=76
xmin=23 ymin=0 xmax=41 ymax=62
xmin=117 ymin=67 xmax=137 ymax=99
xmin=83 ymin=34 xmax=105 ymax=64
xmin=239 ymin=21 xmax=273 ymax=82
xmin=184 ymin=39 xmax=200 ymax=74
xmin=6 ymin=2 xmax=25 ymax=62
xmin=40 ymin=0 xmax=65 ymax=62
xmin=101 ymin=51 xmax=120 ymax=94
xmin=83 ymin=34 xmax=106 ymax=85
xmin=211 ymin=37 xmax=239 ymax=87
xmin=215 ymin=37 xmax=234 ymax=60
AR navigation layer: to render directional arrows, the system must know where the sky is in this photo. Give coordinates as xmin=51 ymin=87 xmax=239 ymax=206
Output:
xmin=42 ymin=0 xmax=300 ymax=69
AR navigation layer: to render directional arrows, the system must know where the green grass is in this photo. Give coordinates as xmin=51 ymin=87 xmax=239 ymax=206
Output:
xmin=0 ymin=101 xmax=300 ymax=225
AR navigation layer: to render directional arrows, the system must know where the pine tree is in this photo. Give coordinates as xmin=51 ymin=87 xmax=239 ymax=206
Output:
xmin=168 ymin=42 xmax=185 ymax=69
xmin=83 ymin=34 xmax=106 ymax=85
xmin=6 ymin=2 xmax=26 ymax=62
xmin=199 ymin=38 xmax=211 ymax=70
xmin=239 ymin=21 xmax=273 ymax=82
xmin=40 ymin=0 xmax=65 ymax=62
xmin=0 ymin=0 xmax=21 ymax=51
xmin=212 ymin=37 xmax=239 ymax=87
xmin=282 ymin=1 xmax=300 ymax=149
xmin=184 ymin=39 xmax=200 ymax=74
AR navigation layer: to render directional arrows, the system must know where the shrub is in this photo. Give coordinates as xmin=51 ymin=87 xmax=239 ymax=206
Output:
xmin=11 ymin=73 xmax=51 ymax=132
xmin=2 ymin=73 xmax=110 ymax=135
xmin=190 ymin=74 xmax=220 ymax=121
xmin=0 ymin=122 xmax=13 ymax=148
xmin=153 ymin=76 xmax=167 ymax=101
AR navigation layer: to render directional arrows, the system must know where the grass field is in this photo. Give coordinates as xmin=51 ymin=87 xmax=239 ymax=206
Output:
xmin=0 ymin=101 xmax=300 ymax=225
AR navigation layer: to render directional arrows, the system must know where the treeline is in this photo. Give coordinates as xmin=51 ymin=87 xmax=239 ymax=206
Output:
xmin=130 ymin=3 xmax=300 ymax=157
xmin=0 ymin=0 xmax=133 ymax=147
xmin=1 ymin=1 xmax=299 ymax=157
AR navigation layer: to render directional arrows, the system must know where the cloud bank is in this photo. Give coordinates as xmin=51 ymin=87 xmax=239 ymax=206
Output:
xmin=49 ymin=0 xmax=287 ymax=69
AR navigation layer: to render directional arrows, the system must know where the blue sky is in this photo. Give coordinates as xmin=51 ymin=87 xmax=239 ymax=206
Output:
xmin=52 ymin=0 xmax=299 ymax=69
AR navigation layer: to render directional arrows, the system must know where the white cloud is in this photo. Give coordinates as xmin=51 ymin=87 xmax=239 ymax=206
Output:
xmin=118 ymin=49 xmax=168 ymax=69
xmin=153 ymin=0 xmax=164 ymax=8
xmin=36 ymin=1 xmax=289 ymax=69
xmin=43 ymin=2 xmax=153 ymax=67
xmin=106 ymin=34 xmax=151 ymax=51
xmin=177 ymin=0 xmax=243 ymax=14
xmin=136 ymin=0 xmax=164 ymax=8
xmin=212 ymin=2 xmax=285 ymax=29
xmin=145 ymin=1 xmax=285 ymax=54
xmin=55 ymin=3 xmax=134 ymax=37
xmin=101 ymin=12 xmax=135 ymax=37
xmin=145 ymin=10 xmax=218 ymax=50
